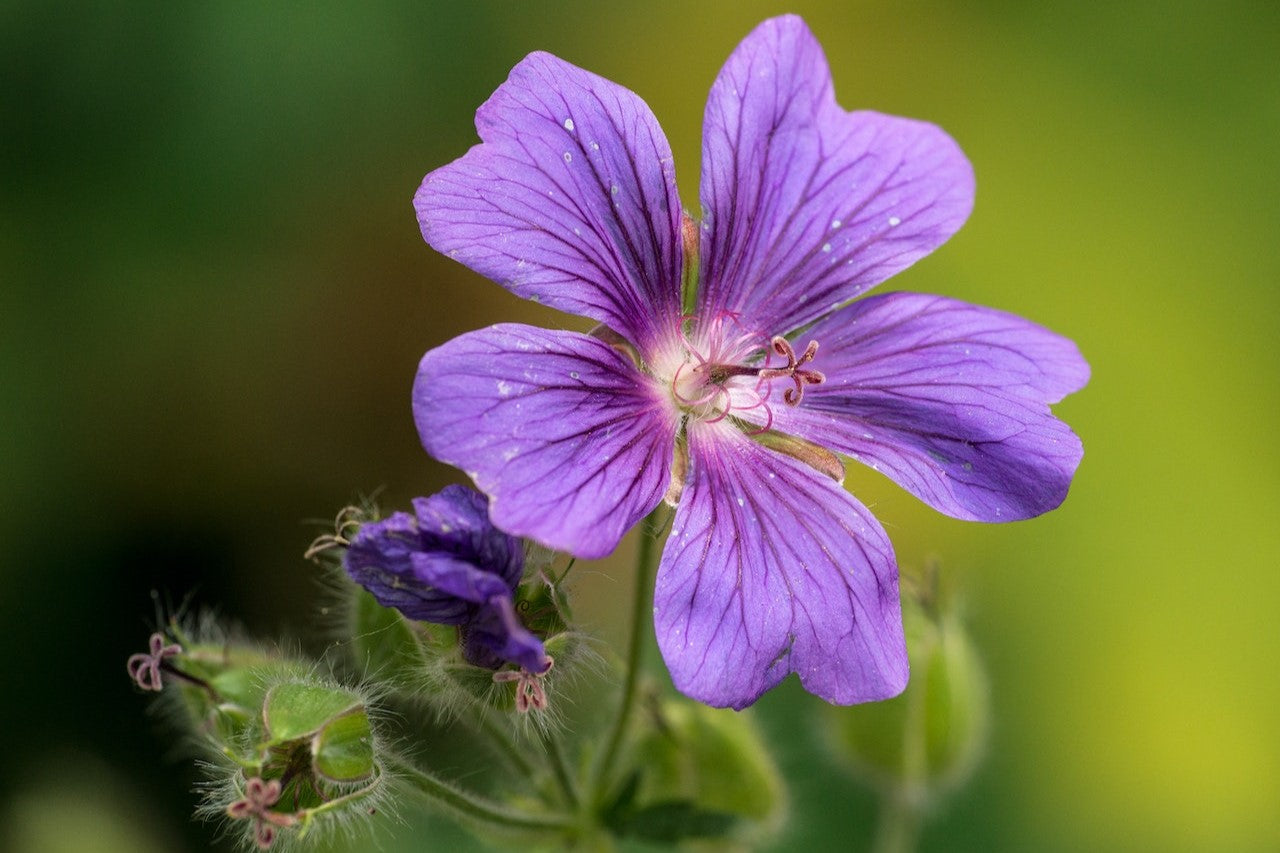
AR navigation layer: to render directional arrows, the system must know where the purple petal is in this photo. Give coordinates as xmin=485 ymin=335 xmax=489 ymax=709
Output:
xmin=412 ymin=486 xmax=524 ymax=590
xmin=416 ymin=51 xmax=683 ymax=356
xmin=410 ymin=553 xmax=514 ymax=607
xmin=414 ymin=324 xmax=678 ymax=558
xmin=758 ymin=292 xmax=1089 ymax=521
xmin=463 ymin=595 xmax=550 ymax=674
xmin=698 ymin=15 xmax=973 ymax=336
xmin=654 ymin=421 xmax=907 ymax=709
xmin=345 ymin=511 xmax=474 ymax=622
xmin=344 ymin=486 xmax=527 ymax=624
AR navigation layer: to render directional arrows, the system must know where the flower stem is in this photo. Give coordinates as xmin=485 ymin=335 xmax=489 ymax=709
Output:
xmin=541 ymin=728 xmax=580 ymax=809
xmin=391 ymin=754 xmax=575 ymax=833
xmin=475 ymin=710 xmax=539 ymax=782
xmin=589 ymin=511 xmax=662 ymax=806
xmin=871 ymin=787 xmax=922 ymax=853
xmin=873 ymin=633 xmax=931 ymax=853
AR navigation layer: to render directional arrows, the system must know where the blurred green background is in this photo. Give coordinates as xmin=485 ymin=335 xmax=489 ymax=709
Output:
xmin=3 ymin=1 xmax=1278 ymax=850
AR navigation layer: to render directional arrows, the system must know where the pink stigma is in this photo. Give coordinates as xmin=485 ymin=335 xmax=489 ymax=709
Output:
xmin=759 ymin=337 xmax=825 ymax=406
xmin=666 ymin=314 xmax=824 ymax=427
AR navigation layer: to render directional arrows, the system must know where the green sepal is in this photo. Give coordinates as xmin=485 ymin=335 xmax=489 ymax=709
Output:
xmin=263 ymin=682 xmax=362 ymax=744
xmin=163 ymin=642 xmax=298 ymax=747
xmin=312 ymin=708 xmax=376 ymax=783
xmin=441 ymin=660 xmax=513 ymax=712
xmin=514 ymin=579 xmax=569 ymax=638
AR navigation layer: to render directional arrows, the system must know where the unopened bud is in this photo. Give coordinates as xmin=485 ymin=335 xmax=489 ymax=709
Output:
xmin=823 ymin=563 xmax=988 ymax=798
xmin=615 ymin=700 xmax=786 ymax=846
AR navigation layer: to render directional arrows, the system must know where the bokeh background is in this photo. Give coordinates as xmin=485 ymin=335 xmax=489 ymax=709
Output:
xmin=3 ymin=1 xmax=1278 ymax=851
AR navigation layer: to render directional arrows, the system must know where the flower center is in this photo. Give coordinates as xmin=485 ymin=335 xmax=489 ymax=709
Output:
xmin=663 ymin=315 xmax=825 ymax=430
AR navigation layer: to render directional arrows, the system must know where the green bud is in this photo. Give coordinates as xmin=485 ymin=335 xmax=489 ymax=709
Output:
xmin=211 ymin=676 xmax=389 ymax=850
xmin=612 ymin=699 xmax=787 ymax=847
xmin=823 ymin=563 xmax=989 ymax=799
xmin=142 ymin=629 xmax=306 ymax=760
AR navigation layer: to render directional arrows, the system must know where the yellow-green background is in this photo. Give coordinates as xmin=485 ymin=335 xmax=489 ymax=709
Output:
xmin=3 ymin=1 xmax=1277 ymax=851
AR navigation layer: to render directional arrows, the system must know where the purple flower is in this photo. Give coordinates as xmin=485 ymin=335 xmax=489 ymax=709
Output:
xmin=411 ymin=16 xmax=1088 ymax=709
xmin=344 ymin=485 xmax=550 ymax=674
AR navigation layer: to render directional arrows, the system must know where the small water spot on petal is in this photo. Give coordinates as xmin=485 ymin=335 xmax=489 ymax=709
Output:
xmin=610 ymin=183 xmax=620 ymax=195
xmin=563 ymin=151 xmax=572 ymax=163
xmin=831 ymin=219 xmax=842 ymax=229
xmin=822 ymin=243 xmax=832 ymax=253
xmin=888 ymin=216 xmax=901 ymax=227
xmin=563 ymin=118 xmax=575 ymax=131
xmin=590 ymin=141 xmax=599 ymax=151
xmin=736 ymin=497 xmax=745 ymax=507
xmin=496 ymin=380 xmax=512 ymax=396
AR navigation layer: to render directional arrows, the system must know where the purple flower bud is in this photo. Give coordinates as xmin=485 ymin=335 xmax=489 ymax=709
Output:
xmin=344 ymin=485 xmax=549 ymax=674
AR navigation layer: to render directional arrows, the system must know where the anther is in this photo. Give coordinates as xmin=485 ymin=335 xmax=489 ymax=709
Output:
xmin=758 ymin=336 xmax=825 ymax=406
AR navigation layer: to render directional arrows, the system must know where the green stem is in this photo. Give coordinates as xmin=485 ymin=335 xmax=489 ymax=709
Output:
xmin=873 ymin=633 xmax=932 ymax=853
xmin=541 ymin=728 xmax=580 ymax=809
xmin=871 ymin=787 xmax=922 ymax=853
xmin=391 ymin=755 xmax=575 ymax=833
xmin=589 ymin=511 xmax=662 ymax=805
xmin=475 ymin=710 xmax=539 ymax=782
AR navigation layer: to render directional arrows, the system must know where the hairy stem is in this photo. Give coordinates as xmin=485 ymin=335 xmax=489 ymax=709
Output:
xmin=541 ymin=728 xmax=580 ymax=809
xmin=873 ymin=633 xmax=931 ymax=853
xmin=475 ymin=710 xmax=539 ymax=782
xmin=391 ymin=755 xmax=574 ymax=833
xmin=589 ymin=511 xmax=662 ymax=806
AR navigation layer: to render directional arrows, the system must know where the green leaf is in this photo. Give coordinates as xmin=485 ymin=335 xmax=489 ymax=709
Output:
xmin=349 ymin=589 xmax=425 ymax=683
xmin=610 ymin=800 xmax=738 ymax=844
xmin=312 ymin=708 xmax=375 ymax=782
xmin=263 ymin=682 xmax=361 ymax=744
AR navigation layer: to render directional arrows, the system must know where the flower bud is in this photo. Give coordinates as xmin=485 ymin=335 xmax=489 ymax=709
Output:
xmin=210 ymin=676 xmax=390 ymax=850
xmin=822 ymin=563 xmax=988 ymax=798
xmin=343 ymin=486 xmax=549 ymax=675
xmin=610 ymin=699 xmax=787 ymax=847
xmin=127 ymin=624 xmax=302 ymax=757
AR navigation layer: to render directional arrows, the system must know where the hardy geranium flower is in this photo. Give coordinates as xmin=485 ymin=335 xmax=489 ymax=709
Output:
xmin=412 ymin=16 xmax=1088 ymax=709
xmin=344 ymin=485 xmax=550 ymax=675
